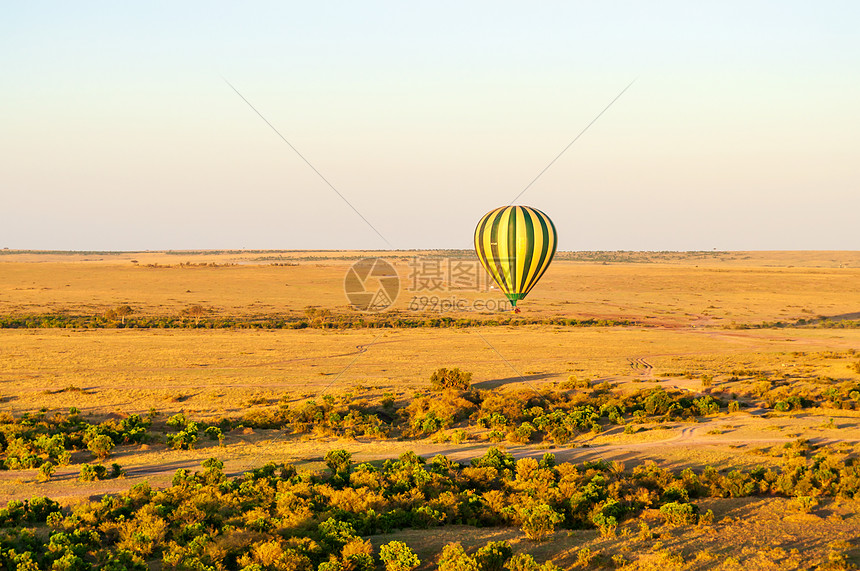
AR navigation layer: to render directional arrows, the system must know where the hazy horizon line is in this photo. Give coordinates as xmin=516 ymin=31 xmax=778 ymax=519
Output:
xmin=3 ymin=248 xmax=859 ymax=255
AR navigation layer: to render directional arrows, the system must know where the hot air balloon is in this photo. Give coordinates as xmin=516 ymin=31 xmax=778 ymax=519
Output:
xmin=474 ymin=205 xmax=557 ymax=311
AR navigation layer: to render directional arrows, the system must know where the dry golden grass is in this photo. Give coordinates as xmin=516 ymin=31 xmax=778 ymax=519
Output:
xmin=2 ymin=327 xmax=858 ymax=418
xmin=2 ymin=250 xmax=860 ymax=567
xmin=1 ymin=250 xmax=859 ymax=325
xmin=1 ymin=324 xmax=859 ymax=506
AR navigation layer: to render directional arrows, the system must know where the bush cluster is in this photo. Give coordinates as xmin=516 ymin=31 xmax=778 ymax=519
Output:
xmin=238 ymin=386 xmax=727 ymax=445
xmin=1 ymin=387 xmax=730 ymax=476
xmin=0 ymin=410 xmax=150 ymax=472
xmin=2 ymin=441 xmax=859 ymax=569
xmin=0 ymin=313 xmax=633 ymax=330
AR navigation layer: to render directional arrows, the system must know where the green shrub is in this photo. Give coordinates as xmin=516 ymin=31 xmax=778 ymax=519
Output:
xmin=508 ymin=422 xmax=536 ymax=443
xmin=325 ymin=449 xmax=352 ymax=488
xmin=591 ymin=512 xmax=618 ymax=536
xmin=37 ymin=462 xmax=55 ymax=482
xmin=87 ymin=434 xmax=115 ymax=460
xmin=76 ymin=462 xmax=123 ymax=483
xmin=380 ymin=541 xmax=421 ymax=571
xmin=518 ymin=502 xmax=563 ymax=542
xmin=659 ymin=501 xmax=700 ymax=525
xmin=790 ymin=495 xmax=819 ymax=512
xmin=430 ymin=368 xmax=473 ymax=391
xmin=438 ymin=543 xmax=480 ymax=571
xmin=166 ymin=413 xmax=187 ymax=429
xmin=167 ymin=422 xmax=199 ymax=450
xmin=203 ymin=426 xmax=224 ymax=445
xmin=475 ymin=541 xmax=512 ymax=571
xmin=317 ymin=518 xmax=357 ymax=552
xmin=505 ymin=553 xmax=561 ymax=571
xmin=79 ymin=463 xmax=107 ymax=482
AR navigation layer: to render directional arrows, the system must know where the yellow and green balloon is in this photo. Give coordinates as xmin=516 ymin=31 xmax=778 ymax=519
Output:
xmin=474 ymin=205 xmax=557 ymax=308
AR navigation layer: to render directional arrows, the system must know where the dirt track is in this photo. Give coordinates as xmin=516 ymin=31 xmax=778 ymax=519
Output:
xmin=8 ymin=406 xmax=859 ymax=505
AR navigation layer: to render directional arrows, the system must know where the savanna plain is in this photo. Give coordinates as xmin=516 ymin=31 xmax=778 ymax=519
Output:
xmin=1 ymin=250 xmax=860 ymax=570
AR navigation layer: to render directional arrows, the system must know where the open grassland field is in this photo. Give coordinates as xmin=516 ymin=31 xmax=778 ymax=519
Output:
xmin=1 ymin=250 xmax=860 ymax=569
xmin=1 ymin=250 xmax=859 ymax=327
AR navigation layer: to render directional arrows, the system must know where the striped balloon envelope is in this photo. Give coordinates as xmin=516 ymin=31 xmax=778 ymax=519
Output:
xmin=474 ymin=205 xmax=558 ymax=308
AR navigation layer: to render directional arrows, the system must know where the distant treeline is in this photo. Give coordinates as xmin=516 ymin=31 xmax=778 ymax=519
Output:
xmin=554 ymin=250 xmax=732 ymax=264
xmin=6 ymin=313 xmax=859 ymax=330
xmin=249 ymin=251 xmax=735 ymax=264
xmin=727 ymin=318 xmax=860 ymax=330
xmin=0 ymin=314 xmax=633 ymax=330
xmin=0 ymin=249 xmax=357 ymax=256
xmin=1 ymin=249 xmax=735 ymax=263
xmin=0 ymin=250 xmax=146 ymax=256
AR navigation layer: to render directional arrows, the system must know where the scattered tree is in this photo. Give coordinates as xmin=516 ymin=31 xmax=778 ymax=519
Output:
xmin=181 ymin=304 xmax=207 ymax=326
xmin=115 ymin=305 xmax=134 ymax=325
xmin=87 ymin=434 xmax=115 ymax=461
xmin=325 ymin=449 xmax=352 ymax=488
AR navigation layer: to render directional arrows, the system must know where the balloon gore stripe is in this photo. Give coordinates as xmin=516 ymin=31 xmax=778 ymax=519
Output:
xmin=474 ymin=205 xmax=558 ymax=308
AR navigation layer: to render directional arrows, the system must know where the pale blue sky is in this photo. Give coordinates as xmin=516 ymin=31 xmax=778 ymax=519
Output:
xmin=2 ymin=1 xmax=858 ymax=250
